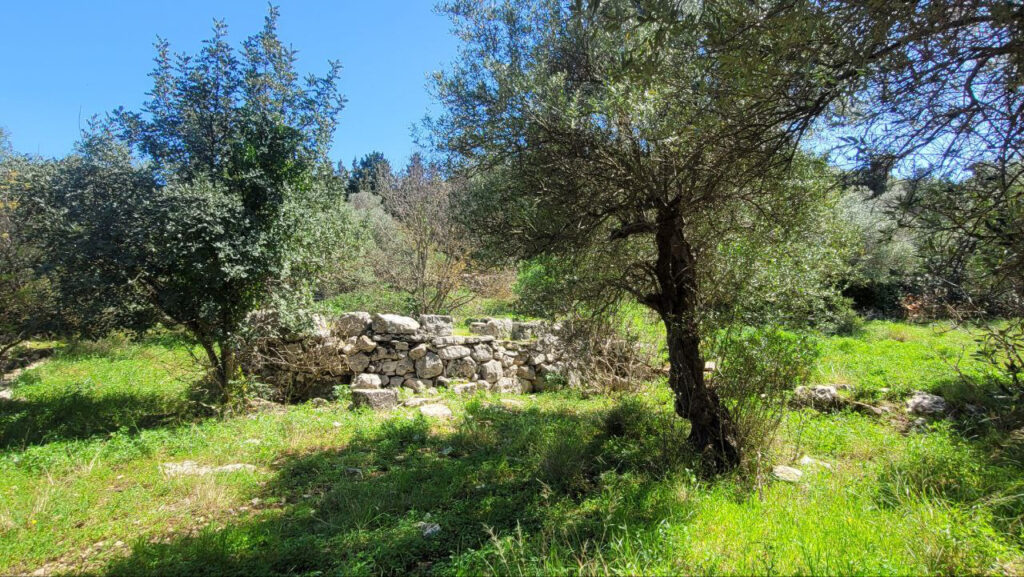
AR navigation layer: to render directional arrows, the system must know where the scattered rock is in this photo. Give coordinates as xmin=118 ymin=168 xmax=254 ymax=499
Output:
xmin=772 ymin=465 xmax=803 ymax=483
xmin=906 ymin=391 xmax=948 ymax=415
xmin=419 ymin=404 xmax=453 ymax=419
xmin=351 ymin=388 xmax=399 ymax=410
xmin=453 ymin=383 xmax=478 ymax=395
xmin=403 ymin=396 xmax=442 ymax=407
xmin=0 ymin=389 xmax=12 ymax=401
xmin=793 ymin=385 xmax=842 ymax=410
xmin=500 ymin=398 xmax=526 ymax=409
xmin=309 ymin=397 xmax=329 ymax=408
xmin=160 ymin=461 xmax=258 ymax=477
xmin=417 ymin=522 xmax=442 ymax=538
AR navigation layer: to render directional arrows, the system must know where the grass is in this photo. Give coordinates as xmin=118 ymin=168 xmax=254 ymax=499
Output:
xmin=813 ymin=320 xmax=1007 ymax=401
xmin=1 ymin=322 xmax=1023 ymax=575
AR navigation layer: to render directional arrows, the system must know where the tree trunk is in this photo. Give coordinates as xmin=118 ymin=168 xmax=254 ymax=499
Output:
xmin=199 ymin=338 xmax=236 ymax=403
xmin=218 ymin=340 xmax=237 ymax=403
xmin=653 ymin=214 xmax=740 ymax=471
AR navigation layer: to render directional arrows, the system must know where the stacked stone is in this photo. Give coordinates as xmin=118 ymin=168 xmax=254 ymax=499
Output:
xmin=344 ymin=313 xmax=569 ymax=410
xmin=242 ymin=310 xmax=570 ymax=410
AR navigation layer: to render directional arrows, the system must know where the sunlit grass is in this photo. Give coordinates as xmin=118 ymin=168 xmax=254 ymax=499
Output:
xmin=0 ymin=322 xmax=1022 ymax=575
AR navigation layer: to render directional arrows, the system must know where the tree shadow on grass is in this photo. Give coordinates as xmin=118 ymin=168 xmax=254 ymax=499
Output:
xmin=103 ymin=398 xmax=697 ymax=576
xmin=0 ymin=384 xmax=212 ymax=450
xmin=0 ymin=333 xmax=215 ymax=450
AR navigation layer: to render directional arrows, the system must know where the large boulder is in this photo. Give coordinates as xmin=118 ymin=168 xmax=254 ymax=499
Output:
xmin=351 ymin=388 xmax=399 ymax=410
xmin=419 ymin=315 xmax=454 ymax=337
xmin=335 ymin=312 xmax=372 ymax=337
xmin=372 ymin=313 xmax=420 ymax=335
xmin=416 ymin=352 xmax=444 ymax=379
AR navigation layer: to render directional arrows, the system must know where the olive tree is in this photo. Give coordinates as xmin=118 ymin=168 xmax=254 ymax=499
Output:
xmin=432 ymin=0 xmax=865 ymax=468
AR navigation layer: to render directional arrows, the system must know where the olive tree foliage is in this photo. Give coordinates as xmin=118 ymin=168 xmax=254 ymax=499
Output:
xmin=824 ymin=0 xmax=1024 ymax=384
xmin=431 ymin=0 xmax=870 ymax=469
xmin=0 ymin=129 xmax=54 ymax=369
xmin=21 ymin=9 xmax=350 ymax=400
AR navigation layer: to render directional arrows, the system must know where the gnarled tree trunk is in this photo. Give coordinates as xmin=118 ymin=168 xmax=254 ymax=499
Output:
xmin=652 ymin=213 xmax=740 ymax=471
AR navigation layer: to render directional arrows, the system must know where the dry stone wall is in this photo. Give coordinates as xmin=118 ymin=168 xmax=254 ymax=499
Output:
xmin=242 ymin=312 xmax=571 ymax=409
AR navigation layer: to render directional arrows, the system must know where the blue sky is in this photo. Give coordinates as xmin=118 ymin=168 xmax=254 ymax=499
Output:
xmin=0 ymin=1 xmax=459 ymax=168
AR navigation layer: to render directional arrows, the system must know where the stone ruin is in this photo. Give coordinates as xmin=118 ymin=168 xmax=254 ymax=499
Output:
xmin=240 ymin=312 xmax=571 ymax=410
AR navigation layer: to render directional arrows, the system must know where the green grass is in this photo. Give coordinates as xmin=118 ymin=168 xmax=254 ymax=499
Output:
xmin=813 ymin=321 xmax=1006 ymax=401
xmin=1 ymin=322 xmax=1023 ymax=575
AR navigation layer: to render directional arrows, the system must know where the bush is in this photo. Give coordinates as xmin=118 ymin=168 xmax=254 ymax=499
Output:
xmin=707 ymin=327 xmax=818 ymax=476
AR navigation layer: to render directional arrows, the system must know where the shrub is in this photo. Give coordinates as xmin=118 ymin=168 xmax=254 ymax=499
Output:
xmin=707 ymin=327 xmax=818 ymax=476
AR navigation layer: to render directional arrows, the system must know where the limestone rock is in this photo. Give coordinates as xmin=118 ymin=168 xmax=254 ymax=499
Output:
xmin=416 ymin=352 xmax=444 ymax=379
xmin=438 ymin=345 xmax=472 ymax=361
xmin=389 ymin=376 xmax=405 ymax=388
xmin=419 ymin=315 xmax=454 ymax=337
xmin=420 ymin=403 xmax=453 ymax=419
xmin=346 ymin=353 xmax=370 ymax=374
xmin=481 ymin=318 xmax=513 ymax=338
xmin=409 ymin=344 xmax=429 ymax=360
xmin=480 ymin=359 xmax=504 ymax=383
xmin=793 ymin=385 xmax=842 ymax=410
xmin=447 ymin=356 xmax=477 ymax=379
xmin=311 ymin=314 xmax=332 ymax=339
xmin=470 ymin=345 xmax=492 ymax=363
xmin=372 ymin=313 xmax=420 ymax=335
xmin=453 ymin=383 xmax=478 ymax=395
xmin=493 ymin=377 xmax=521 ymax=394
xmin=351 ymin=388 xmax=399 ymax=410
xmin=772 ymin=465 xmax=803 ymax=483
xmin=353 ymin=373 xmax=383 ymax=389
xmin=403 ymin=378 xmax=431 ymax=393
xmin=906 ymin=391 xmax=948 ymax=415
xmin=395 ymin=356 xmax=415 ymax=375
xmin=354 ymin=335 xmax=377 ymax=353
xmin=516 ymin=365 xmax=536 ymax=380
xmin=161 ymin=461 xmax=258 ymax=477
xmin=417 ymin=521 xmax=442 ymax=538
xmin=335 ymin=312 xmax=372 ymax=337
